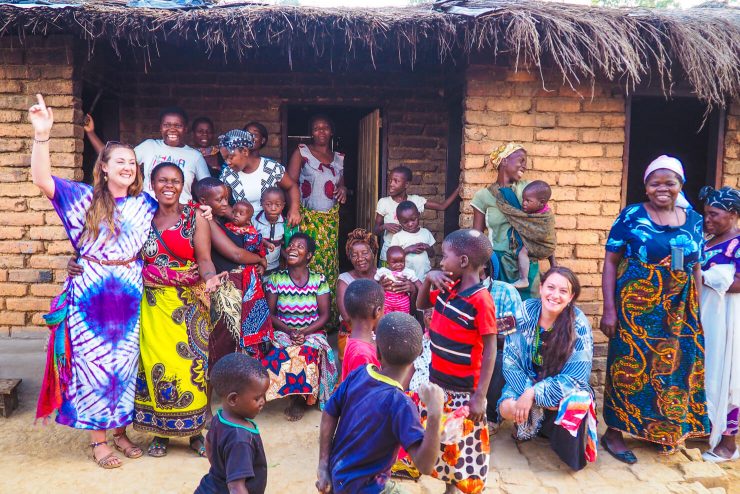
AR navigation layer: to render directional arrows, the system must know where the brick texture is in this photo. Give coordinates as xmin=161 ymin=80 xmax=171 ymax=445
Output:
xmin=0 ymin=35 xmax=81 ymax=337
xmin=723 ymin=102 xmax=740 ymax=189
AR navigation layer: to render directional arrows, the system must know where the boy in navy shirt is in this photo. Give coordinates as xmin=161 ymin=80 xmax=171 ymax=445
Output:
xmin=196 ymin=354 xmax=269 ymax=494
xmin=317 ymin=312 xmax=444 ymax=494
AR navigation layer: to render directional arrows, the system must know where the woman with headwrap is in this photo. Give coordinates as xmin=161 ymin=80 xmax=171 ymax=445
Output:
xmin=699 ymin=186 xmax=740 ymax=462
xmin=472 ymin=143 xmax=538 ymax=299
xmin=218 ymin=129 xmax=301 ymax=227
xmin=601 ymin=155 xmax=709 ymax=463
xmin=287 ymin=115 xmax=348 ymax=327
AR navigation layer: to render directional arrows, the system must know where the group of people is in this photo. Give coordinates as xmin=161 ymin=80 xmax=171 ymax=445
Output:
xmin=26 ymin=91 xmax=739 ymax=494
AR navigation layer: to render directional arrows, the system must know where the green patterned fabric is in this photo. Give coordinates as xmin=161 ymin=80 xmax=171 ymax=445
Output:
xmin=300 ymin=204 xmax=340 ymax=328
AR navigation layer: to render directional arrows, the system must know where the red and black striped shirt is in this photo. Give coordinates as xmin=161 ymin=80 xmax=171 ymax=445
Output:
xmin=428 ymin=281 xmax=497 ymax=392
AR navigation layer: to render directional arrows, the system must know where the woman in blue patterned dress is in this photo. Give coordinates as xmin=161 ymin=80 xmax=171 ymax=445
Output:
xmin=601 ymin=156 xmax=709 ymax=463
xmin=30 ymin=95 xmax=156 ymax=469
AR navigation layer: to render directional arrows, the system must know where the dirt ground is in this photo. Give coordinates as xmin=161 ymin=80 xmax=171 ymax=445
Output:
xmin=1 ymin=338 xmax=738 ymax=494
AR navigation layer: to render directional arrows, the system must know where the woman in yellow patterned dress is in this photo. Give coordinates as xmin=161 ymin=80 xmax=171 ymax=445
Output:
xmin=132 ymin=163 xmax=222 ymax=458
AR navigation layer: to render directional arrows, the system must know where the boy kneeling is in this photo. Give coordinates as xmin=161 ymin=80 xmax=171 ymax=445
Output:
xmin=317 ymin=312 xmax=444 ymax=493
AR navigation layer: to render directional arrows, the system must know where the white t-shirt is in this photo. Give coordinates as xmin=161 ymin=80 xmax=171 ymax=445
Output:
xmin=253 ymin=210 xmax=284 ymax=271
xmin=234 ymin=157 xmax=286 ymax=216
xmin=376 ymin=195 xmax=427 ymax=261
xmin=389 ymin=228 xmax=436 ymax=281
xmin=135 ymin=139 xmax=210 ymax=204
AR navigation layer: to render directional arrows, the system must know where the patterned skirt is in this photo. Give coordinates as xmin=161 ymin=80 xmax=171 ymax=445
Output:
xmin=300 ymin=204 xmax=340 ymax=328
xmin=604 ymin=257 xmax=710 ymax=447
xmin=134 ymin=267 xmax=211 ymax=437
xmin=261 ymin=330 xmax=338 ymax=409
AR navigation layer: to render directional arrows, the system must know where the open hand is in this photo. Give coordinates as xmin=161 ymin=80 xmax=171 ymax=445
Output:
xmin=197 ymin=204 xmax=213 ymax=221
xmin=286 ymin=208 xmax=301 ymax=228
xmin=384 ymin=223 xmax=402 ymax=234
xmin=425 ymin=270 xmax=454 ymax=292
xmin=205 ymin=272 xmax=227 ymax=293
xmin=67 ymin=257 xmax=83 ymax=277
xmin=29 ymin=94 xmax=54 ymax=137
xmin=514 ymin=388 xmax=535 ymax=425
xmin=333 ymin=185 xmax=348 ymax=204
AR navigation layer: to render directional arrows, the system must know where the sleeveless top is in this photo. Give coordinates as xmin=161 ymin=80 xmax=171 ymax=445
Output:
xmin=297 ymin=143 xmax=344 ymax=212
xmin=212 ymin=219 xmax=245 ymax=273
xmin=141 ymin=204 xmax=196 ymax=268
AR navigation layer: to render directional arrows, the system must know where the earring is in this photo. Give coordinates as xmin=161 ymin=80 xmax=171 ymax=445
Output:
xmin=104 ymin=173 xmax=108 ymax=182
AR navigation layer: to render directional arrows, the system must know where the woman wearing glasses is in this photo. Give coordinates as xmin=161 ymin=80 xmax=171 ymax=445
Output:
xmin=84 ymin=106 xmax=210 ymax=204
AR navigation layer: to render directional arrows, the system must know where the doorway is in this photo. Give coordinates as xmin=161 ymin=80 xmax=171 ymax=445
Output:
xmin=81 ymin=82 xmax=120 ymax=184
xmin=625 ymin=96 xmax=724 ymax=206
xmin=285 ymin=105 xmax=383 ymax=272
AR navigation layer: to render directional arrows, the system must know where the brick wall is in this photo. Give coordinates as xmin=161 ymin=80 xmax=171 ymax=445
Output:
xmin=459 ymin=64 xmax=627 ymax=389
xmin=113 ymin=59 xmax=451 ymax=255
xmin=723 ymin=102 xmax=740 ymax=189
xmin=0 ymin=35 xmax=82 ymax=338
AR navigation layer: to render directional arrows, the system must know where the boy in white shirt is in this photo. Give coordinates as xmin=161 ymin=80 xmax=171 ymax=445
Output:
xmin=389 ymin=201 xmax=436 ymax=281
xmin=374 ymin=166 xmax=460 ymax=265
xmin=253 ymin=187 xmax=290 ymax=276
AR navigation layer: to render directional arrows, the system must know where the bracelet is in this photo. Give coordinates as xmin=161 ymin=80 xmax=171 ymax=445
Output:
xmin=33 ymin=137 xmax=50 ymax=144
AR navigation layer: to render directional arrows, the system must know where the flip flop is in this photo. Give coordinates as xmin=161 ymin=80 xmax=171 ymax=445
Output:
xmin=147 ymin=437 xmax=169 ymax=458
xmin=601 ymin=434 xmax=637 ymax=464
xmin=702 ymin=448 xmax=740 ymax=463
xmin=189 ymin=434 xmax=207 ymax=458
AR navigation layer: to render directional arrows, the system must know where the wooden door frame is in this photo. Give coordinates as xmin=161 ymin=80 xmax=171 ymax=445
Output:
xmin=621 ymin=93 xmax=727 ymax=207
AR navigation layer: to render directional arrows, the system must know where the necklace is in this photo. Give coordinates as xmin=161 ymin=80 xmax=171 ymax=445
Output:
xmin=650 ymin=203 xmax=679 ymax=226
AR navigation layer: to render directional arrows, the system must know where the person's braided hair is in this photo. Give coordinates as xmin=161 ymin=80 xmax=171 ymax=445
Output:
xmin=345 ymin=228 xmax=378 ymax=258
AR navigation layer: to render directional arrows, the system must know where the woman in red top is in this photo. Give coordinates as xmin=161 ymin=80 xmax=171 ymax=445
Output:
xmin=132 ymin=162 xmax=221 ymax=458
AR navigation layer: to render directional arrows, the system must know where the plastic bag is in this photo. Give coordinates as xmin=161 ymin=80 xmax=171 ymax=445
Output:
xmin=440 ymin=405 xmax=469 ymax=445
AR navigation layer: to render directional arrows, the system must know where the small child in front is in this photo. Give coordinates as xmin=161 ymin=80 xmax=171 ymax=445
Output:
xmin=512 ymin=180 xmax=556 ymax=289
xmin=374 ymin=245 xmax=421 ymax=315
xmin=389 ymin=201 xmax=436 ymax=281
xmin=196 ymin=353 xmax=270 ymax=494
xmin=375 ymin=165 xmax=460 ymax=265
xmin=417 ymin=229 xmax=497 ymax=494
xmin=341 ymin=279 xmax=384 ymax=380
xmin=317 ymin=312 xmax=445 ymax=494
xmin=253 ymin=187 xmax=293 ymax=277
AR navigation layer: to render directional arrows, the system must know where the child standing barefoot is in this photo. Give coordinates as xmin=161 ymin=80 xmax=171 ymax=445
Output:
xmin=196 ymin=354 xmax=270 ymax=494
xmin=317 ymin=313 xmax=445 ymax=494
xmin=375 ymin=245 xmax=421 ymax=315
xmin=417 ymin=229 xmax=497 ymax=494
xmin=341 ymin=279 xmax=384 ymax=380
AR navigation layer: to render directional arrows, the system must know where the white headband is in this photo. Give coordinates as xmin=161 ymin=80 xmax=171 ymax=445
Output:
xmin=643 ymin=155 xmax=685 ymax=183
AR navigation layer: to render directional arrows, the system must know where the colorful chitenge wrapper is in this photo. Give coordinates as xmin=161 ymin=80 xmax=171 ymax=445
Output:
xmin=36 ymin=287 xmax=71 ymax=422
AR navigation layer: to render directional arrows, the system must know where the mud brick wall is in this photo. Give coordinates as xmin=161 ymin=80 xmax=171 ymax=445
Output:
xmin=723 ymin=102 xmax=740 ymax=189
xmin=0 ymin=35 xmax=82 ymax=338
xmin=458 ymin=64 xmax=628 ymax=390
xmin=114 ymin=61 xmax=451 ymax=255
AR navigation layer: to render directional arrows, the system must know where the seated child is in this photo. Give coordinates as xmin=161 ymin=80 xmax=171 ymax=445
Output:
xmin=511 ymin=180 xmax=556 ymax=289
xmin=341 ymin=279 xmax=384 ymax=381
xmin=374 ymin=245 xmax=421 ymax=315
xmin=317 ymin=312 xmax=444 ymax=494
xmin=389 ymin=201 xmax=436 ymax=281
xmin=375 ymin=165 xmax=461 ymax=265
xmin=253 ymin=187 xmax=295 ymax=276
xmin=417 ymin=229 xmax=496 ymax=494
xmin=196 ymin=353 xmax=270 ymax=494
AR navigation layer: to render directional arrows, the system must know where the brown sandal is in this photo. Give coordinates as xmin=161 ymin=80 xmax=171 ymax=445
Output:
xmin=89 ymin=441 xmax=122 ymax=469
xmin=112 ymin=432 xmax=143 ymax=459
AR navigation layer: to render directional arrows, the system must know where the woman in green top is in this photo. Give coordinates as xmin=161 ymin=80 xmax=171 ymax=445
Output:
xmin=471 ymin=143 xmax=537 ymax=299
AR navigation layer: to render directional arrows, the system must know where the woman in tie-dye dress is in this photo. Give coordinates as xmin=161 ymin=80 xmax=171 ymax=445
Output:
xmin=30 ymin=95 xmax=157 ymax=469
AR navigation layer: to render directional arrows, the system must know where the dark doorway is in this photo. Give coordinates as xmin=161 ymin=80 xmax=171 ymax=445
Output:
xmin=285 ymin=105 xmax=383 ymax=273
xmin=81 ymin=83 xmax=120 ymax=184
xmin=626 ymin=96 xmax=723 ymax=206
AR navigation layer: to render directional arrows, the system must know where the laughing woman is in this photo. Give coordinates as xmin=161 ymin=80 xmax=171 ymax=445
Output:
xmin=31 ymin=95 xmax=157 ymax=469
xmin=601 ymin=156 xmax=709 ymax=463
xmin=133 ymin=162 xmax=221 ymax=458
xmin=261 ymin=233 xmax=338 ymax=421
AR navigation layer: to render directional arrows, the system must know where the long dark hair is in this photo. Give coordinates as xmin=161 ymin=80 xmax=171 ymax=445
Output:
xmin=540 ymin=266 xmax=581 ymax=378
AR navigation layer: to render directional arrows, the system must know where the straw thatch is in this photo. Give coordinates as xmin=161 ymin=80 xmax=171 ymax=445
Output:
xmin=0 ymin=0 xmax=738 ymax=105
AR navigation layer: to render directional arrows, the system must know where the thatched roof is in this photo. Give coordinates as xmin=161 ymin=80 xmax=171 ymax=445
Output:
xmin=0 ymin=0 xmax=738 ymax=106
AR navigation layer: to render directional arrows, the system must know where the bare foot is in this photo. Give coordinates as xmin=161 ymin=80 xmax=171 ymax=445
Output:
xmin=284 ymin=396 xmax=307 ymax=422
xmin=512 ymin=278 xmax=529 ymax=289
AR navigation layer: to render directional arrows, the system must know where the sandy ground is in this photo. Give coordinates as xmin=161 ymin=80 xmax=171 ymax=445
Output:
xmin=1 ymin=338 xmax=738 ymax=494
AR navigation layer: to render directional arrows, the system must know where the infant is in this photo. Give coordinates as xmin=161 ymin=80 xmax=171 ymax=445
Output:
xmin=513 ymin=180 xmax=556 ymax=289
xmin=374 ymin=245 xmax=419 ymax=315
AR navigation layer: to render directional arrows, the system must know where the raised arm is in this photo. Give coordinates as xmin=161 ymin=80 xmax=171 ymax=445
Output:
xmin=425 ymin=184 xmax=462 ymax=211
xmin=83 ymin=114 xmax=105 ymax=155
xmin=29 ymin=94 xmax=55 ymax=198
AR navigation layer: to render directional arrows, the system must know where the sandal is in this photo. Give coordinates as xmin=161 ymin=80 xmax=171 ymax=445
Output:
xmin=189 ymin=434 xmax=207 ymax=458
xmin=89 ymin=441 xmax=122 ymax=469
xmin=147 ymin=436 xmax=169 ymax=458
xmin=702 ymin=448 xmax=740 ymax=463
xmin=601 ymin=434 xmax=637 ymax=464
xmin=112 ymin=432 xmax=143 ymax=459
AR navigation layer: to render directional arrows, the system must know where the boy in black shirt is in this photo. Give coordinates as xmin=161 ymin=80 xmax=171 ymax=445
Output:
xmin=196 ymin=354 xmax=270 ymax=494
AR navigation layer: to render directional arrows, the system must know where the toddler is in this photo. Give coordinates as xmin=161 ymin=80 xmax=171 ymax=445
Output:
xmin=341 ymin=279 xmax=384 ymax=381
xmin=253 ymin=187 xmax=294 ymax=276
xmin=512 ymin=180 xmax=556 ymax=289
xmin=417 ymin=229 xmax=496 ymax=494
xmin=374 ymin=245 xmax=420 ymax=315
xmin=317 ymin=312 xmax=444 ymax=494
xmin=196 ymin=353 xmax=269 ymax=494
xmin=389 ymin=201 xmax=436 ymax=281
xmin=375 ymin=166 xmax=460 ymax=264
